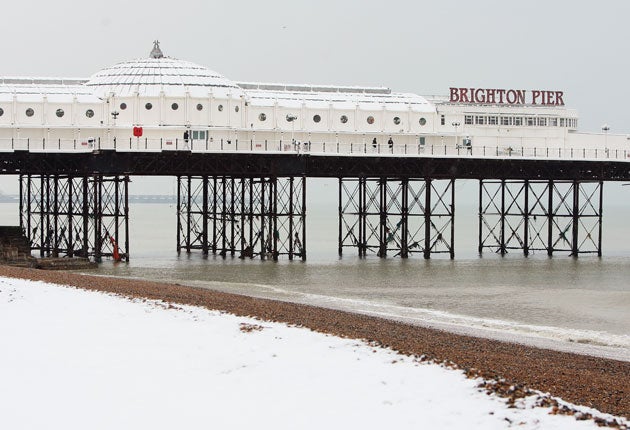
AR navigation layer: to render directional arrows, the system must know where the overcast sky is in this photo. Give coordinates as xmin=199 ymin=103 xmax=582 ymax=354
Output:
xmin=1 ymin=0 xmax=629 ymax=198
xmin=3 ymin=0 xmax=629 ymax=133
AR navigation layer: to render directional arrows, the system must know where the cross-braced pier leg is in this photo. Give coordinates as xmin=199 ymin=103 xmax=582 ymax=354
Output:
xmin=91 ymin=175 xmax=129 ymax=262
xmin=176 ymin=175 xmax=206 ymax=254
xmin=21 ymin=174 xmax=129 ymax=262
xmin=478 ymin=179 xmax=529 ymax=255
xmin=423 ymin=179 xmax=455 ymax=259
xmin=478 ymin=179 xmax=602 ymax=256
xmin=177 ymin=175 xmax=306 ymax=260
xmin=338 ymin=177 xmax=455 ymax=259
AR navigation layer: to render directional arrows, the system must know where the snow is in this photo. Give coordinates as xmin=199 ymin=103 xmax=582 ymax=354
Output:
xmin=0 ymin=276 xmax=623 ymax=430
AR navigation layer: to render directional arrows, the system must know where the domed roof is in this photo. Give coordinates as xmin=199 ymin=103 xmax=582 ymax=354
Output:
xmin=85 ymin=41 xmax=244 ymax=98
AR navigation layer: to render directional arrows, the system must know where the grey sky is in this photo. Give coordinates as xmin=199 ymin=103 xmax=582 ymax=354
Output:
xmin=1 ymin=0 xmax=629 ymax=200
xmin=4 ymin=0 xmax=629 ymax=133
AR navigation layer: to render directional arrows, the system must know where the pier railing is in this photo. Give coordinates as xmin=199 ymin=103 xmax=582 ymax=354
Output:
xmin=1 ymin=137 xmax=628 ymax=162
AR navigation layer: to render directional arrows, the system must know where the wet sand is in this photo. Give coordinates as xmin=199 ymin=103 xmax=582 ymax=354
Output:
xmin=1 ymin=266 xmax=628 ymax=419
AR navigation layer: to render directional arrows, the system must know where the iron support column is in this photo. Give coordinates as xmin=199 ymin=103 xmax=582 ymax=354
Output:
xmin=289 ymin=177 xmax=294 ymax=260
xmin=598 ymin=181 xmax=603 ymax=257
xmin=337 ymin=178 xmax=343 ymax=256
xmin=424 ymin=178 xmax=432 ymax=259
xmin=478 ymin=180 xmax=483 ymax=255
xmin=302 ymin=176 xmax=307 ymax=261
xmin=202 ymin=176 xmax=209 ymax=255
xmin=379 ymin=178 xmax=387 ymax=258
xmin=400 ymin=179 xmax=409 ymax=258
xmin=450 ymin=179 xmax=455 ymax=260
xmin=572 ymin=180 xmax=579 ymax=257
xmin=547 ymin=180 xmax=553 ymax=256
xmin=176 ymin=175 xmax=181 ymax=253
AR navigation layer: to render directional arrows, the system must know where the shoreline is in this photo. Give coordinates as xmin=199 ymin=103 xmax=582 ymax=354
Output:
xmin=1 ymin=265 xmax=628 ymax=419
xmin=173 ymin=278 xmax=630 ymax=363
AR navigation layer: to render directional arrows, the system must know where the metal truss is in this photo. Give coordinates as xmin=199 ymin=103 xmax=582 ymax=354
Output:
xmin=478 ymin=180 xmax=602 ymax=256
xmin=177 ymin=175 xmax=306 ymax=260
xmin=19 ymin=174 xmax=129 ymax=261
xmin=338 ymin=177 xmax=455 ymax=259
xmin=0 ymin=151 xmax=628 ymax=182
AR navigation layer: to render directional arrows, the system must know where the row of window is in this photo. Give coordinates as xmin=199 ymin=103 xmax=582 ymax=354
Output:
xmin=0 ymin=105 xmax=430 ymax=128
xmin=116 ymin=101 xmax=427 ymax=126
xmin=9 ymin=106 xmax=578 ymax=129
xmin=120 ymin=102 xmax=239 ymax=113
xmin=464 ymin=115 xmax=577 ymax=128
xmin=256 ymin=113 xmax=428 ymax=126
xmin=0 ymin=107 xmax=95 ymax=118
xmin=1 ymin=103 xmax=430 ymax=128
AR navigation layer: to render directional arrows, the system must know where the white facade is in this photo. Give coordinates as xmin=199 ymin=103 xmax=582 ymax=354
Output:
xmin=0 ymin=42 xmax=625 ymax=155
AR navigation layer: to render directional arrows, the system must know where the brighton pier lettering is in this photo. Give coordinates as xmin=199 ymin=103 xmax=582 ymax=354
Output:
xmin=449 ymin=88 xmax=565 ymax=106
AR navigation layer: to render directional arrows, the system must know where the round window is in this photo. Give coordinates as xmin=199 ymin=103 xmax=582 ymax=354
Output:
xmin=171 ymin=103 xmax=179 ymax=110
xmin=217 ymin=104 xmax=223 ymax=112
xmin=56 ymin=109 xmax=64 ymax=118
xmin=393 ymin=116 xmax=401 ymax=125
xmin=367 ymin=116 xmax=375 ymax=125
xmin=197 ymin=104 xmax=203 ymax=111
xmin=340 ymin=115 xmax=348 ymax=124
xmin=259 ymin=113 xmax=267 ymax=121
xmin=419 ymin=117 xmax=427 ymax=126
xmin=313 ymin=114 xmax=321 ymax=123
xmin=85 ymin=109 xmax=94 ymax=118
xmin=25 ymin=108 xmax=34 ymax=117
xmin=235 ymin=105 xmax=240 ymax=113
xmin=145 ymin=103 xmax=153 ymax=110
xmin=120 ymin=103 xmax=127 ymax=110
xmin=0 ymin=107 xmax=4 ymax=117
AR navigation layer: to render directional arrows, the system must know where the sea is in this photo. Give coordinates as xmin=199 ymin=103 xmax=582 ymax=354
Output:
xmin=2 ymin=178 xmax=629 ymax=361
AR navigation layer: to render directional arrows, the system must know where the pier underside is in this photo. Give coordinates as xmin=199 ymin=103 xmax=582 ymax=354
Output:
xmin=176 ymin=176 xmax=306 ymax=260
xmin=478 ymin=180 xmax=603 ymax=256
xmin=5 ymin=152 xmax=621 ymax=261
xmin=338 ymin=178 xmax=455 ymax=259
xmin=19 ymin=174 xmax=129 ymax=262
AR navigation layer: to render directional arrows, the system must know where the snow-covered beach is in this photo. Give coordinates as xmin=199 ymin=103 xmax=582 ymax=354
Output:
xmin=0 ymin=268 xmax=628 ymax=429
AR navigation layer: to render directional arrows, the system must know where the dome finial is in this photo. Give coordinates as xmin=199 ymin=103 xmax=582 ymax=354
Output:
xmin=150 ymin=40 xmax=164 ymax=59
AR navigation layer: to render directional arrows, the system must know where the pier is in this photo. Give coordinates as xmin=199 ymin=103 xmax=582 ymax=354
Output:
xmin=2 ymin=139 xmax=629 ymax=262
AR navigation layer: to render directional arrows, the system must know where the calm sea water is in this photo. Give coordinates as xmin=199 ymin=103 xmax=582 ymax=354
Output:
xmin=2 ymin=179 xmax=629 ymax=360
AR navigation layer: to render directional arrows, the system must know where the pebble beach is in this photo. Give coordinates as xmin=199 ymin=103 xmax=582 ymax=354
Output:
xmin=0 ymin=265 xmax=627 ymax=421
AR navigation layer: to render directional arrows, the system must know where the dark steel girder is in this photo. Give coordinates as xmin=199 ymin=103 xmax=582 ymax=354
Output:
xmin=0 ymin=151 xmax=628 ymax=181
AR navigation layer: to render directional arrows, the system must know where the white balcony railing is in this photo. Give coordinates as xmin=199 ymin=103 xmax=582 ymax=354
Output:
xmin=0 ymin=137 xmax=628 ymax=162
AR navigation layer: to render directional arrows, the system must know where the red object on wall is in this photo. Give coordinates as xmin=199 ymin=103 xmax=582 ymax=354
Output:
xmin=133 ymin=126 xmax=143 ymax=137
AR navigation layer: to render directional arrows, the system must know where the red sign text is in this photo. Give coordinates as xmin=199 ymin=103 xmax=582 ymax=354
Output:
xmin=449 ymin=88 xmax=564 ymax=106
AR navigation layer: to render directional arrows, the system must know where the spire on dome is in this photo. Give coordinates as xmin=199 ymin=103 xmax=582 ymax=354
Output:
xmin=150 ymin=40 xmax=164 ymax=59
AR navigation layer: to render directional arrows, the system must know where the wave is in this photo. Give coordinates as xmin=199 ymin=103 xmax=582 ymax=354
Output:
xmin=178 ymin=278 xmax=630 ymax=361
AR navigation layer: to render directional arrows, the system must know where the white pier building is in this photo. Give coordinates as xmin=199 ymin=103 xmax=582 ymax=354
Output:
xmin=0 ymin=41 xmax=625 ymax=158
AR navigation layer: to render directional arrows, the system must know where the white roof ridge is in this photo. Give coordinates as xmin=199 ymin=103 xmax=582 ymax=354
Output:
xmin=237 ymin=81 xmax=392 ymax=95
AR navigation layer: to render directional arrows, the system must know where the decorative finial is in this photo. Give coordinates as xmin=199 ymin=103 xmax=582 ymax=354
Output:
xmin=150 ymin=40 xmax=164 ymax=59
